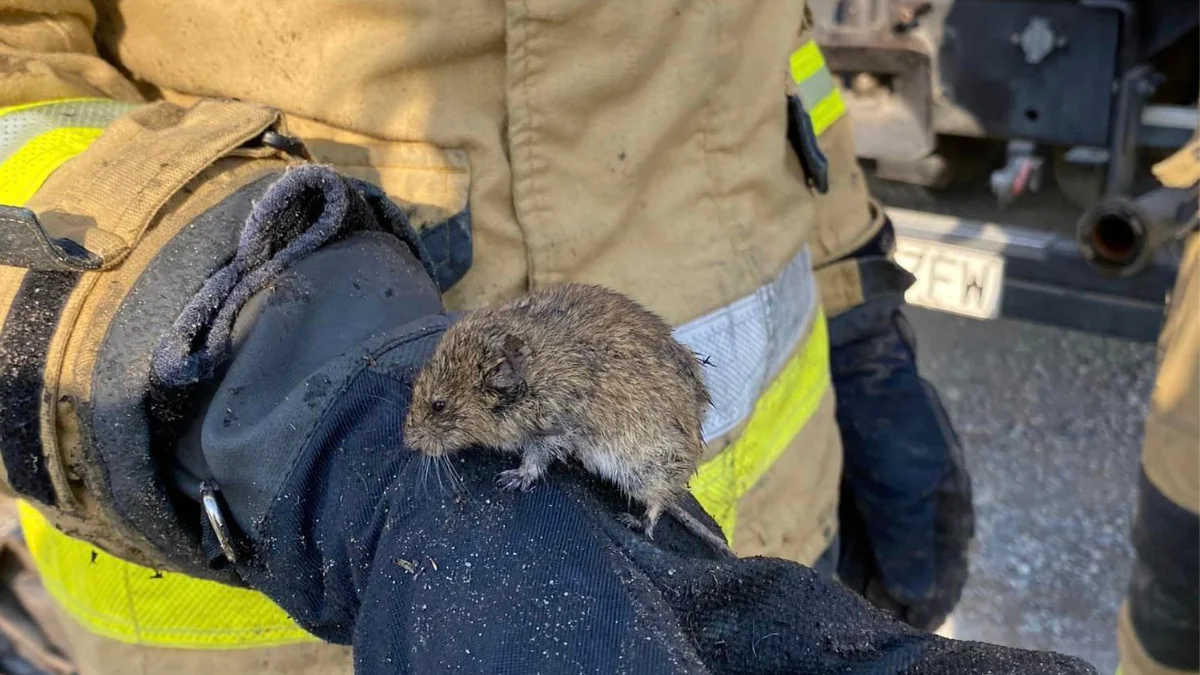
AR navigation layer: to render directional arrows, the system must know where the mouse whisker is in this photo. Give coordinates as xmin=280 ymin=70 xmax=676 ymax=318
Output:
xmin=424 ymin=456 xmax=436 ymax=499
xmin=434 ymin=457 xmax=446 ymax=495
xmin=437 ymin=456 xmax=452 ymax=493
xmin=441 ymin=458 xmax=461 ymax=495
xmin=416 ymin=454 xmax=429 ymax=499
xmin=443 ymin=456 xmax=466 ymax=494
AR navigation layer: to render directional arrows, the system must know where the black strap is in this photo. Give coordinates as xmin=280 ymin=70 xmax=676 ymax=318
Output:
xmin=0 ymin=270 xmax=81 ymax=506
xmin=858 ymin=256 xmax=916 ymax=304
xmin=786 ymin=94 xmax=830 ymax=194
xmin=0 ymin=206 xmax=102 ymax=271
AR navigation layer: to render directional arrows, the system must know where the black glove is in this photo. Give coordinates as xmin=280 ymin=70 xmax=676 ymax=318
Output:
xmin=22 ymin=165 xmax=1084 ymax=674
xmin=827 ymin=221 xmax=975 ymax=631
xmin=175 ymin=192 xmax=1085 ymax=673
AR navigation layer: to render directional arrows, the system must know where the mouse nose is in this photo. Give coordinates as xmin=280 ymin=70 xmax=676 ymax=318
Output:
xmin=402 ymin=423 xmax=423 ymax=449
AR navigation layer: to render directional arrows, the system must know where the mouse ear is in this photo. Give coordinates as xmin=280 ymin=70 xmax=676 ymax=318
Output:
xmin=485 ymin=334 xmax=530 ymax=393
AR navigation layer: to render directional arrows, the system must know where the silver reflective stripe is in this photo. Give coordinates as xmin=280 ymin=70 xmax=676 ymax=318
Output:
xmin=796 ymin=65 xmax=836 ymax=113
xmin=673 ymin=246 xmax=818 ymax=442
xmin=0 ymin=99 xmax=136 ymax=162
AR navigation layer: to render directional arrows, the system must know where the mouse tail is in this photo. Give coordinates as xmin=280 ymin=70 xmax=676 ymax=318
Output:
xmin=665 ymin=502 xmax=736 ymax=559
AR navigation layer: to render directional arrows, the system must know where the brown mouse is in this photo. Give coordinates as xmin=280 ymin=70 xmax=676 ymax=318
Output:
xmin=404 ymin=282 xmax=734 ymax=558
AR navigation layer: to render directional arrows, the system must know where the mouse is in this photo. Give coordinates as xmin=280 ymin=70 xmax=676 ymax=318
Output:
xmin=403 ymin=282 xmax=735 ymax=558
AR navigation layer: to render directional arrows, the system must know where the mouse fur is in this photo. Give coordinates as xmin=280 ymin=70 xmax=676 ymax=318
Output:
xmin=404 ymin=283 xmax=729 ymax=552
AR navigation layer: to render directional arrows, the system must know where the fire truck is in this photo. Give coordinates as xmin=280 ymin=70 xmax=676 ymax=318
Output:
xmin=809 ymin=0 xmax=1198 ymax=340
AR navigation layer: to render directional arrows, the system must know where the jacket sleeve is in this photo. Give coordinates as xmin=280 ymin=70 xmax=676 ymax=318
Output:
xmin=214 ymin=253 xmax=1095 ymax=675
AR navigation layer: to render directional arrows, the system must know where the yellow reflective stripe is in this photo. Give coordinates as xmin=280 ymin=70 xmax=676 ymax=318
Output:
xmin=18 ymin=502 xmax=317 ymax=648
xmin=808 ymin=90 xmax=846 ymax=137
xmin=0 ymin=127 xmax=104 ymax=206
xmin=789 ymin=41 xmax=826 ymax=85
xmin=789 ymin=41 xmax=846 ymax=136
xmin=671 ymin=243 xmax=826 ymax=544
xmin=690 ymin=310 xmax=830 ymax=542
xmin=0 ymin=98 xmax=136 ymax=206
xmin=0 ymin=98 xmax=134 ymax=158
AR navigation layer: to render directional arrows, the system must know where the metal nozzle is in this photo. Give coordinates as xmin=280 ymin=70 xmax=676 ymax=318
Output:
xmin=1076 ymin=187 xmax=1197 ymax=277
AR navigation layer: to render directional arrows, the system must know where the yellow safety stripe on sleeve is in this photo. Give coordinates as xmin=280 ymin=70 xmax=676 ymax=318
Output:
xmin=0 ymin=98 xmax=137 ymax=206
xmin=669 ymin=241 xmax=829 ymax=546
xmin=789 ymin=41 xmax=846 ymax=137
xmin=18 ymin=503 xmax=317 ymax=648
xmin=0 ymin=127 xmax=104 ymax=206
xmin=5 ymin=97 xmax=316 ymax=649
xmin=689 ymin=310 xmax=830 ymax=542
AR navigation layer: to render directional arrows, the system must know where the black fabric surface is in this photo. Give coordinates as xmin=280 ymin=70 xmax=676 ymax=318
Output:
xmin=91 ymin=174 xmax=281 ymax=582
xmin=0 ymin=270 xmax=79 ymax=506
xmin=0 ymin=205 xmax=103 ymax=271
xmin=152 ymin=166 xmax=437 ymax=388
xmin=222 ymin=326 xmax=1095 ymax=675
xmin=86 ymin=165 xmax=450 ymax=580
xmin=786 ymin=94 xmax=829 ymax=194
xmin=414 ymin=205 xmax=473 ymax=292
xmin=187 ymin=232 xmax=444 ymax=537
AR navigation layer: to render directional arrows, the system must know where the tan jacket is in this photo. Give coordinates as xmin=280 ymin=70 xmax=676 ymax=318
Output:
xmin=4 ymin=0 xmax=874 ymax=311
xmin=0 ymin=0 xmax=878 ymax=669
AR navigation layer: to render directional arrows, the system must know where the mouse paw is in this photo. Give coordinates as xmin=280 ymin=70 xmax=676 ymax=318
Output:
xmin=617 ymin=513 xmax=644 ymax=532
xmin=496 ymin=469 xmax=538 ymax=492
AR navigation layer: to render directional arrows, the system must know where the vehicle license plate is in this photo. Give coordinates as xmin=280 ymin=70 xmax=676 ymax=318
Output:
xmin=893 ymin=237 xmax=1005 ymax=320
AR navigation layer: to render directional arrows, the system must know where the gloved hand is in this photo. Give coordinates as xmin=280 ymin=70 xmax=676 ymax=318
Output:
xmin=172 ymin=173 xmax=1083 ymax=673
xmin=826 ymin=222 xmax=975 ymax=632
xmin=2 ymin=164 xmax=1089 ymax=674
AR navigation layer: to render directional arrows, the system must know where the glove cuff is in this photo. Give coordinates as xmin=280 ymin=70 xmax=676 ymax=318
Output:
xmin=815 ymin=210 xmax=916 ymax=322
xmin=0 ymin=99 xmax=304 ymax=578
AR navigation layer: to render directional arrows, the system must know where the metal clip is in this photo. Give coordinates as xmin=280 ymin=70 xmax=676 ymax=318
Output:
xmin=260 ymin=130 xmax=309 ymax=158
xmin=242 ymin=129 xmax=312 ymax=160
xmin=200 ymin=481 xmax=238 ymax=564
xmin=990 ymin=140 xmax=1044 ymax=207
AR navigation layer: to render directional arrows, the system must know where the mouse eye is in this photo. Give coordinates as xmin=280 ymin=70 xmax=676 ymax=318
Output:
xmin=431 ymin=399 xmax=447 ymax=413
